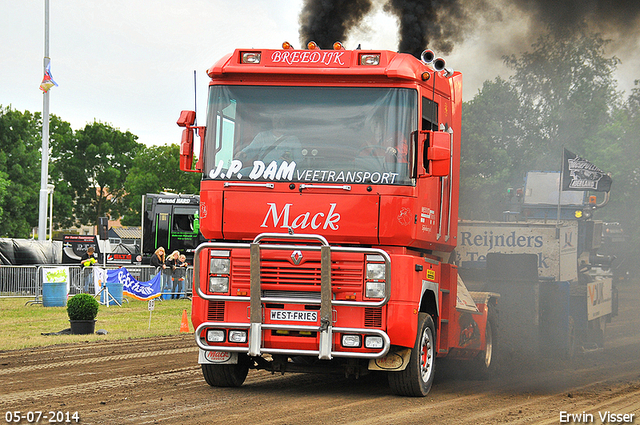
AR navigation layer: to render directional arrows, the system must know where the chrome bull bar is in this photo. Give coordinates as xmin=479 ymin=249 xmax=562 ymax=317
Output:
xmin=193 ymin=232 xmax=391 ymax=360
xmin=195 ymin=322 xmax=391 ymax=359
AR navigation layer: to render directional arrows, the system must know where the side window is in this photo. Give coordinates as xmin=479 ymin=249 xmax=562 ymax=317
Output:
xmin=213 ymin=101 xmax=237 ymax=168
xmin=422 ymin=97 xmax=438 ymax=132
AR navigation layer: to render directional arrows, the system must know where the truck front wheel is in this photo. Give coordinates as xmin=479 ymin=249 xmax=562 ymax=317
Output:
xmin=388 ymin=313 xmax=436 ymax=397
xmin=201 ymin=356 xmax=249 ymax=387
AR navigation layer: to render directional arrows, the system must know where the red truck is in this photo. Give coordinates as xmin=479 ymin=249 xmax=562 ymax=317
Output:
xmin=177 ymin=42 xmax=498 ymax=396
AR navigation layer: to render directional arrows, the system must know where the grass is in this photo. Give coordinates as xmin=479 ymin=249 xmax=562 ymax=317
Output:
xmin=0 ymin=296 xmax=193 ymax=351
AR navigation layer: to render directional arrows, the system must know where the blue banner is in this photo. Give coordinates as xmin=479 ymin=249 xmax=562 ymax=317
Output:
xmin=108 ymin=268 xmax=162 ymax=301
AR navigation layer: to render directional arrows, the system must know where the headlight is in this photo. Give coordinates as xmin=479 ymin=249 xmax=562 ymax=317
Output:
xmin=210 ymin=258 xmax=230 ymax=274
xmin=209 ymin=276 xmax=229 ymax=293
xmin=365 ymin=336 xmax=384 ymax=349
xmin=207 ymin=329 xmax=225 ymax=343
xmin=229 ymin=330 xmax=247 ymax=343
xmin=365 ymin=281 xmax=385 ymax=299
xmin=366 ymin=263 xmax=386 ymax=280
xmin=341 ymin=334 xmax=361 ymax=348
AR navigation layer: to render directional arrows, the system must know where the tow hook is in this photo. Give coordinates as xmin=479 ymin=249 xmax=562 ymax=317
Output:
xmin=320 ymin=318 xmax=331 ymax=332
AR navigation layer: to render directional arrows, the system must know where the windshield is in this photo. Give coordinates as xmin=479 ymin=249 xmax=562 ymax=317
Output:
xmin=203 ymin=86 xmax=417 ymax=186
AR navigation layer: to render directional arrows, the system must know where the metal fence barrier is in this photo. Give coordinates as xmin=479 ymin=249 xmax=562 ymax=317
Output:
xmin=0 ymin=265 xmax=39 ymax=298
xmin=0 ymin=264 xmax=193 ymax=303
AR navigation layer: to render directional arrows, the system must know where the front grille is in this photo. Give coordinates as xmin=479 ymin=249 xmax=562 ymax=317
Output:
xmin=231 ymin=255 xmax=364 ymax=288
xmin=263 ymin=290 xmax=321 ymax=300
xmin=261 ymin=258 xmax=321 ymax=285
xmin=365 ymin=308 xmax=382 ymax=327
xmin=207 ymin=301 xmax=225 ymax=321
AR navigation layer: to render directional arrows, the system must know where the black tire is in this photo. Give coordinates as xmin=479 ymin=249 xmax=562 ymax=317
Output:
xmin=388 ymin=313 xmax=436 ymax=397
xmin=472 ymin=313 xmax=497 ymax=380
xmin=201 ymin=356 xmax=249 ymax=387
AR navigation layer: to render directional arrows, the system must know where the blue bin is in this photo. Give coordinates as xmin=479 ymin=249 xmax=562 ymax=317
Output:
xmin=162 ymin=286 xmax=172 ymax=300
xmin=42 ymin=281 xmax=67 ymax=307
xmin=101 ymin=280 xmax=123 ymax=306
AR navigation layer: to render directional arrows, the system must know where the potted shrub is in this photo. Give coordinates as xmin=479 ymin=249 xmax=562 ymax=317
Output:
xmin=67 ymin=294 xmax=99 ymax=334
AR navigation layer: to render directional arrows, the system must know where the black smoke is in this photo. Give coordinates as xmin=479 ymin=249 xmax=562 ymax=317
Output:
xmin=299 ymin=0 xmax=640 ymax=58
xmin=383 ymin=0 xmax=491 ymax=57
xmin=511 ymin=0 xmax=640 ymax=37
xmin=299 ymin=0 xmax=373 ymax=49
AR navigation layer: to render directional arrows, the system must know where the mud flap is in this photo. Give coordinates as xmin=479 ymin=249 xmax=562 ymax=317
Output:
xmin=198 ymin=349 xmax=238 ymax=364
xmin=368 ymin=348 xmax=411 ymax=371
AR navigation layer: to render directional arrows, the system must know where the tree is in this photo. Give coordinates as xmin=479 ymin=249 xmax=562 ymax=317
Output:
xmin=461 ymin=27 xmax=640 ymax=272
xmin=504 ymin=24 xmax=621 ymax=168
xmin=460 ymin=27 xmax=623 ymax=220
xmin=460 ymin=77 xmax=528 ymax=220
xmin=47 ymin=115 xmax=76 ymax=230
xmin=0 ymin=106 xmax=42 ymax=237
xmin=594 ymin=82 xmax=640 ymax=272
xmin=51 ymin=121 xmax=141 ymax=227
xmin=120 ymin=144 xmax=201 ymax=226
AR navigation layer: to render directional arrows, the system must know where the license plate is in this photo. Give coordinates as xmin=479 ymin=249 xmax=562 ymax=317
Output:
xmin=270 ymin=310 xmax=318 ymax=322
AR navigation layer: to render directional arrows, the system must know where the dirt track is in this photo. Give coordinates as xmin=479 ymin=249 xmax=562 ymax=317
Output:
xmin=1 ymin=280 xmax=639 ymax=425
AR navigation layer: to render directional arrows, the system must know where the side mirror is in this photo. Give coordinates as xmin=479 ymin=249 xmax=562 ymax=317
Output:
xmin=180 ymin=128 xmax=195 ymax=172
xmin=425 ymin=131 xmax=451 ymax=177
xmin=177 ymin=110 xmax=196 ymax=127
xmin=177 ymin=110 xmax=201 ymax=173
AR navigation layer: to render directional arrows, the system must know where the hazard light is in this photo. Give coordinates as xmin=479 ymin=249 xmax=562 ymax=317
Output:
xmin=307 ymin=41 xmax=320 ymax=50
xmin=359 ymin=53 xmax=380 ymax=66
xmin=241 ymin=52 xmax=261 ymax=64
xmin=282 ymin=41 xmax=294 ymax=50
xmin=333 ymin=41 xmax=345 ymax=50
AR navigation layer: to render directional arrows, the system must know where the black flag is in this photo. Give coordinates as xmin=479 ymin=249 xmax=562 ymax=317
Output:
xmin=562 ymin=149 xmax=612 ymax=192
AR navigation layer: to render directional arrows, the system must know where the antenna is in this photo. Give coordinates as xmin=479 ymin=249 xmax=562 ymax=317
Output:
xmin=193 ymin=70 xmax=197 ymax=126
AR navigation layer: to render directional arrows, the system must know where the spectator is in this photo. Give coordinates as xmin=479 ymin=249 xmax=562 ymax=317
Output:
xmin=80 ymin=247 xmax=97 ymax=293
xmin=164 ymin=250 xmax=180 ymax=298
xmin=150 ymin=247 xmax=169 ymax=293
xmin=171 ymin=254 xmax=188 ymax=299
xmin=150 ymin=247 xmax=165 ymax=272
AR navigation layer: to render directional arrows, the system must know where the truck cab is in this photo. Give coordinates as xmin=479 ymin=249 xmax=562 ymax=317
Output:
xmin=179 ymin=43 xmax=496 ymax=396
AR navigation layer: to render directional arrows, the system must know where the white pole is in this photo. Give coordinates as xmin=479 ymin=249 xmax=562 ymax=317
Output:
xmin=48 ymin=184 xmax=54 ymax=240
xmin=38 ymin=0 xmax=50 ymax=241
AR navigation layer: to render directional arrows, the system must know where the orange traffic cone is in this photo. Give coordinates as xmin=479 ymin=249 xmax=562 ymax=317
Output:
xmin=180 ymin=309 xmax=190 ymax=333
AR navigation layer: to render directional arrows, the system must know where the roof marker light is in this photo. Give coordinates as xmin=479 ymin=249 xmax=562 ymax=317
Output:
xmin=307 ymin=41 xmax=320 ymax=50
xmin=282 ymin=41 xmax=294 ymax=50
xmin=241 ymin=52 xmax=261 ymax=64
xmin=333 ymin=41 xmax=345 ymax=50
xmin=359 ymin=53 xmax=380 ymax=66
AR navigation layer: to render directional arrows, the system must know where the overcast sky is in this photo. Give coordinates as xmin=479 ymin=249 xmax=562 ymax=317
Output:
xmin=2 ymin=1 xmax=639 ymax=147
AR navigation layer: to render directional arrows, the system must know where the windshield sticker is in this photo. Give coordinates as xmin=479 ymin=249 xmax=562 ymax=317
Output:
xmin=208 ymin=159 xmax=400 ymax=184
